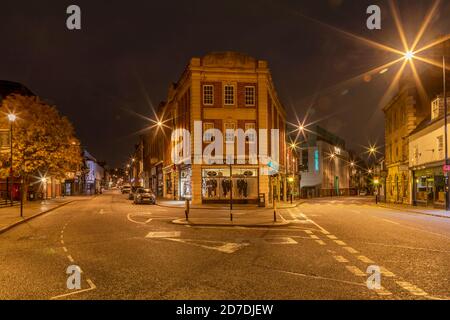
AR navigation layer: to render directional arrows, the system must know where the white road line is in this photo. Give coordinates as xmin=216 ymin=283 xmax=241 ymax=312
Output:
xmin=275 ymin=269 xmax=367 ymax=287
xmin=343 ymin=247 xmax=359 ymax=254
xmin=374 ymin=286 xmax=393 ymax=296
xmin=264 ymin=237 xmax=298 ymax=245
xmin=145 ymin=218 xmax=153 ymax=224
xmin=166 ymin=238 xmax=249 ymax=254
xmin=304 ymin=230 xmax=313 ymax=235
xmin=309 ymin=235 xmax=319 ymax=240
xmin=146 ymin=231 xmax=181 ymax=238
xmin=67 ymin=255 xmax=74 ymax=263
xmin=315 ymin=240 xmax=326 ymax=246
xmin=50 ymin=279 xmax=96 ymax=300
xmin=395 ymin=281 xmax=428 ymax=296
xmin=327 ymin=235 xmax=338 ymax=240
xmin=380 ymin=267 xmax=395 ymax=277
xmin=99 ymin=209 xmax=104 ymax=215
xmin=381 ymin=218 xmax=400 ymax=225
xmin=60 ymin=240 xmax=64 ymax=245
xmin=333 ymin=255 xmax=349 ymax=263
xmin=334 ymin=240 xmax=347 ymax=246
xmin=62 ymin=247 xmax=68 ymax=253
xmin=357 ymin=256 xmax=375 ymax=264
xmin=345 ymin=265 xmax=366 ymax=277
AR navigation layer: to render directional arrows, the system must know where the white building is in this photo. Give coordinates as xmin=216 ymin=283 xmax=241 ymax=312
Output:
xmin=300 ymin=126 xmax=350 ymax=198
xmin=409 ymin=95 xmax=450 ymax=208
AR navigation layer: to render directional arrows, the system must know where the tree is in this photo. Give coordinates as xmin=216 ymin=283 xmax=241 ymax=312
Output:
xmin=0 ymin=94 xmax=82 ymax=199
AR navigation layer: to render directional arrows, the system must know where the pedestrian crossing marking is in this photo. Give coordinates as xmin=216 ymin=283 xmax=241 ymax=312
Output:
xmin=315 ymin=240 xmax=326 ymax=246
xmin=395 ymin=281 xmax=428 ymax=296
xmin=327 ymin=235 xmax=338 ymax=240
xmin=334 ymin=240 xmax=347 ymax=246
xmin=345 ymin=265 xmax=366 ymax=277
xmin=343 ymin=247 xmax=359 ymax=254
xmin=333 ymin=255 xmax=349 ymax=263
xmin=357 ymin=256 xmax=375 ymax=264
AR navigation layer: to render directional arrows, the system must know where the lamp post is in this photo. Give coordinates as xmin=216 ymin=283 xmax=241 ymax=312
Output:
xmin=444 ymin=51 xmax=449 ymax=210
xmin=7 ymin=114 xmax=16 ymax=206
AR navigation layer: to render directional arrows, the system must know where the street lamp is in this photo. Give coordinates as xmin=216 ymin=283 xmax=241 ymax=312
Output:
xmin=7 ymin=113 xmax=16 ymax=206
xmin=41 ymin=177 xmax=48 ymax=200
xmin=405 ymin=51 xmax=414 ymax=61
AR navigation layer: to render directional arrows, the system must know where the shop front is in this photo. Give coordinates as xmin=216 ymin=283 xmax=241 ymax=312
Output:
xmin=201 ymin=166 xmax=259 ymax=204
xmin=412 ymin=166 xmax=445 ymax=208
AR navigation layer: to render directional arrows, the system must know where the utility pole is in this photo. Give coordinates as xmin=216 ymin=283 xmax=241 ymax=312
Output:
xmin=444 ymin=51 xmax=449 ymax=210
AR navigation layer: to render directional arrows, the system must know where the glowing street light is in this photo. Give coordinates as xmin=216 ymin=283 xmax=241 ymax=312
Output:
xmin=404 ymin=50 xmax=414 ymax=61
xmin=8 ymin=113 xmax=17 ymax=122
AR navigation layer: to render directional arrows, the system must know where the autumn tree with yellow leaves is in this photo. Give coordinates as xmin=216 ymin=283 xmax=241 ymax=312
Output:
xmin=0 ymin=94 xmax=82 ymax=198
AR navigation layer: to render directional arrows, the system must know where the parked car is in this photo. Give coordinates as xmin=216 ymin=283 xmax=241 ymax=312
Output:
xmin=133 ymin=188 xmax=156 ymax=205
xmin=128 ymin=186 xmax=142 ymax=200
xmin=359 ymin=190 xmax=368 ymax=196
xmin=121 ymin=185 xmax=131 ymax=194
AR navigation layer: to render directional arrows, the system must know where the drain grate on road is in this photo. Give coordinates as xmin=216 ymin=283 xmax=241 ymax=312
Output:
xmin=263 ymin=237 xmax=298 ymax=245
xmin=146 ymin=231 xmax=181 ymax=238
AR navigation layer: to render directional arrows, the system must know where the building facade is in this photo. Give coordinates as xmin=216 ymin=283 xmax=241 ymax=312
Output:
xmin=409 ymin=95 xmax=450 ymax=208
xmin=141 ymin=52 xmax=289 ymax=205
xmin=299 ymin=126 xmax=350 ymax=198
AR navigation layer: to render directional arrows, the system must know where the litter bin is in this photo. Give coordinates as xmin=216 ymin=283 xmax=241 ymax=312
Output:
xmin=258 ymin=193 xmax=266 ymax=207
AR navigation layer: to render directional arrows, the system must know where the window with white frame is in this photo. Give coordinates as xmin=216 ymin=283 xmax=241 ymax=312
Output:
xmin=224 ymin=85 xmax=235 ymax=106
xmin=203 ymin=122 xmax=214 ymax=142
xmin=437 ymin=135 xmax=444 ymax=158
xmin=245 ymin=123 xmax=256 ymax=143
xmin=224 ymin=122 xmax=236 ymax=143
xmin=203 ymin=85 xmax=214 ymax=106
xmin=245 ymin=86 xmax=255 ymax=106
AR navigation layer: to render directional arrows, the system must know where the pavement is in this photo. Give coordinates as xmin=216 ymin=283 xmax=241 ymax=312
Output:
xmin=0 ymin=196 xmax=93 ymax=234
xmin=375 ymin=202 xmax=450 ymax=219
xmin=1 ymin=192 xmax=450 ymax=300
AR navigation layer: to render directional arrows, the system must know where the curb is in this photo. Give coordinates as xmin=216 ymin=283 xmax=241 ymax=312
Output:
xmin=375 ymin=204 xmax=450 ymax=219
xmin=171 ymin=218 xmax=291 ymax=228
xmin=0 ymin=201 xmax=76 ymax=235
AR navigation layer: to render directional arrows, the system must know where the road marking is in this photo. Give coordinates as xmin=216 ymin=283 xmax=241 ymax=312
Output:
xmin=343 ymin=247 xmax=359 ymax=254
xmin=327 ymin=235 xmax=338 ymax=240
xmin=334 ymin=240 xmax=347 ymax=246
xmin=365 ymin=242 xmax=450 ymax=253
xmin=99 ymin=209 xmax=104 ymax=215
xmin=357 ymin=255 xmax=375 ymax=264
xmin=333 ymin=255 xmax=349 ymax=263
xmin=304 ymin=230 xmax=313 ymax=235
xmin=345 ymin=265 xmax=366 ymax=277
xmin=264 ymin=237 xmax=298 ymax=245
xmin=315 ymin=240 xmax=326 ymax=246
xmin=275 ymin=269 xmax=367 ymax=287
xmin=309 ymin=235 xmax=319 ymax=240
xmin=166 ymin=238 xmax=249 ymax=254
xmin=320 ymin=230 xmax=331 ymax=235
xmin=60 ymin=240 xmax=64 ymax=245
xmin=380 ymin=267 xmax=395 ymax=277
xmin=374 ymin=286 xmax=393 ymax=296
xmin=381 ymin=218 xmax=400 ymax=225
xmin=395 ymin=281 xmax=428 ymax=296
xmin=62 ymin=247 xmax=68 ymax=253
xmin=146 ymin=231 xmax=181 ymax=238
xmin=67 ymin=255 xmax=74 ymax=263
xmin=145 ymin=218 xmax=153 ymax=224
xmin=50 ymin=279 xmax=96 ymax=300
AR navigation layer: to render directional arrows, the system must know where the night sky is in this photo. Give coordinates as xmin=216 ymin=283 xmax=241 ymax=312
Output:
xmin=1 ymin=0 xmax=448 ymax=167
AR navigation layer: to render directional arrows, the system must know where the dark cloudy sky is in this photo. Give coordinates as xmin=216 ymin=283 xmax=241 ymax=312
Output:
xmin=0 ymin=0 xmax=448 ymax=167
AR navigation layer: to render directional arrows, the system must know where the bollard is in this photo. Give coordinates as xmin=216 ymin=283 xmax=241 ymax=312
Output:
xmin=230 ymin=213 xmax=233 ymax=222
xmin=290 ymin=194 xmax=293 ymax=204
xmin=273 ymin=200 xmax=277 ymax=222
xmin=185 ymin=199 xmax=190 ymax=221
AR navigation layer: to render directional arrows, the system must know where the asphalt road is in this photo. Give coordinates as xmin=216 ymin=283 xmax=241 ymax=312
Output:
xmin=0 ymin=192 xmax=449 ymax=300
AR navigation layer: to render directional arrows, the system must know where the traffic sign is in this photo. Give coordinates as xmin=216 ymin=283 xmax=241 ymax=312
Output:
xmin=443 ymin=165 xmax=450 ymax=172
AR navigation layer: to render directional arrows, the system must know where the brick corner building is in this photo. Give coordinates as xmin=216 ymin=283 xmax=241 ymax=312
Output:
xmin=141 ymin=52 xmax=292 ymax=206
